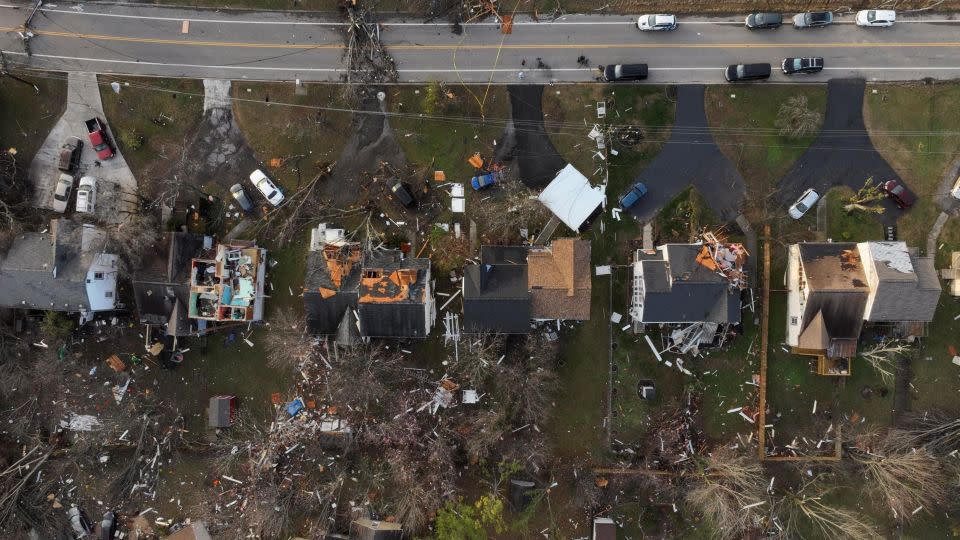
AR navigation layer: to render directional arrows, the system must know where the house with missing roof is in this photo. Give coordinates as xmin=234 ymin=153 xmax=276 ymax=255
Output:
xmin=462 ymin=238 xmax=591 ymax=333
xmin=0 ymin=219 xmax=118 ymax=323
xmin=187 ymin=241 xmax=267 ymax=324
xmin=786 ymin=241 xmax=940 ymax=375
xmin=132 ymin=232 xmax=207 ymax=340
xmin=630 ymin=239 xmax=748 ymax=352
xmin=303 ymin=224 xmax=435 ymax=340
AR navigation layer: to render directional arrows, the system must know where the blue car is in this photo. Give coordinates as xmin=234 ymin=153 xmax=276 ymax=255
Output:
xmin=619 ymin=182 xmax=648 ymax=210
xmin=471 ymin=173 xmax=497 ymax=190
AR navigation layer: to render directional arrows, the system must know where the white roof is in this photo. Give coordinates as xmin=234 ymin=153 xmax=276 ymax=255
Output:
xmin=537 ymin=164 xmax=604 ymax=232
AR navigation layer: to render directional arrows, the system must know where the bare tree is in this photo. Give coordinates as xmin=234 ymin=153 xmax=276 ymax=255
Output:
xmin=775 ymin=95 xmax=823 ymax=139
xmin=848 ymin=441 xmax=946 ymax=522
xmin=262 ymin=307 xmax=315 ymax=371
xmin=107 ymin=210 xmax=162 ymax=276
xmin=858 ymin=340 xmax=909 ymax=385
xmin=885 ymin=412 xmax=960 ymax=454
xmin=775 ymin=476 xmax=878 ymax=540
xmin=685 ymin=449 xmax=766 ymax=538
xmin=479 ymin=179 xmax=551 ymax=243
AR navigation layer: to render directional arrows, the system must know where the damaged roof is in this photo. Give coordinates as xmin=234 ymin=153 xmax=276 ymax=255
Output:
xmin=303 ymin=242 xmax=364 ymax=335
xmin=528 ymin=238 xmax=591 ymax=320
xmin=132 ymin=232 xmax=205 ymax=336
xmin=858 ymin=242 xmax=941 ymax=322
xmin=798 ymin=243 xmax=868 ymax=291
xmin=463 ymin=245 xmax=531 ymax=334
xmin=357 ymin=250 xmax=432 ymax=338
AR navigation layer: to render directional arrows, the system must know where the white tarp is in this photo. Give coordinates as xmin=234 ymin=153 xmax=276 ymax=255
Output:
xmin=538 ymin=164 xmax=604 ymax=232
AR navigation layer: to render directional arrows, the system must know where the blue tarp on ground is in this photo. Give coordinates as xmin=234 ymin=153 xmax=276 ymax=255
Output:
xmin=286 ymin=398 xmax=304 ymax=417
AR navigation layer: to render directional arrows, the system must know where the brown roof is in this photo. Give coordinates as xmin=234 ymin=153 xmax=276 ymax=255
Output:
xmin=528 ymin=238 xmax=591 ymax=320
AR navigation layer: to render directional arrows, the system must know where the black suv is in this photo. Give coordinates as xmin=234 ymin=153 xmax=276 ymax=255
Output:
xmin=781 ymin=57 xmax=824 ymax=74
xmin=601 ymin=64 xmax=648 ymax=82
xmin=724 ymin=63 xmax=771 ymax=82
xmin=745 ymin=13 xmax=782 ymax=29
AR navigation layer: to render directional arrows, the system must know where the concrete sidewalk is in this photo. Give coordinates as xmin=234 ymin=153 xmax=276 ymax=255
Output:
xmin=28 ymin=72 xmax=137 ymax=225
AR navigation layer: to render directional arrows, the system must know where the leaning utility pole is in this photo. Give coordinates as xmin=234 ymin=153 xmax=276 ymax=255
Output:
xmin=0 ymin=52 xmax=39 ymax=94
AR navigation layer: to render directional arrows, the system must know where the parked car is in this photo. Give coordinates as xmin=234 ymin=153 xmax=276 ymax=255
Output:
xmin=745 ymin=12 xmax=782 ymax=29
xmin=57 ymin=136 xmax=83 ymax=172
xmin=637 ymin=14 xmax=677 ymax=31
xmin=100 ymin=511 xmax=117 ymax=540
xmin=856 ymin=9 xmax=896 ymax=27
xmin=792 ymin=11 xmax=833 ymax=28
xmin=724 ymin=63 xmax=771 ymax=82
xmin=618 ymin=181 xmax=648 ymax=210
xmin=248 ymin=169 xmax=284 ymax=206
xmin=75 ymin=175 xmax=97 ymax=214
xmin=471 ymin=173 xmax=497 ymax=190
xmin=883 ymin=179 xmax=916 ymax=208
xmin=52 ymin=173 xmax=74 ymax=213
xmin=390 ymin=181 xmax=415 ymax=207
xmin=789 ymin=188 xmax=820 ymax=219
xmin=950 ymin=175 xmax=960 ymax=200
xmin=601 ymin=63 xmax=648 ymax=82
xmin=229 ymin=183 xmax=253 ymax=211
xmin=84 ymin=117 xmax=115 ymax=160
xmin=781 ymin=57 xmax=824 ymax=74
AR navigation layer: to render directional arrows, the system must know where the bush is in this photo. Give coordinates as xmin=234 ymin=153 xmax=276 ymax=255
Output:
xmin=118 ymin=129 xmax=144 ymax=151
xmin=40 ymin=311 xmax=74 ymax=342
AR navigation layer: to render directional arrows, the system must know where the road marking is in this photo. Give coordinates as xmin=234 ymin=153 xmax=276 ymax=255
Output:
xmin=8 ymin=27 xmax=960 ymax=50
xmin=8 ymin=51 xmax=960 ymax=75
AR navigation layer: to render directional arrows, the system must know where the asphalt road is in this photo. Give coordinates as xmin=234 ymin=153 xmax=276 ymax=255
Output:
xmin=2 ymin=5 xmax=960 ymax=83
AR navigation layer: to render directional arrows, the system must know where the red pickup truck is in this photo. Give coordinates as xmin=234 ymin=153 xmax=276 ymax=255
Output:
xmin=84 ymin=117 xmax=115 ymax=160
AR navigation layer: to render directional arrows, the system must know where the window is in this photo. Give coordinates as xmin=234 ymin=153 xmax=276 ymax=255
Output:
xmin=790 ymin=316 xmax=798 ymax=326
xmin=94 ymin=272 xmax=104 ymax=280
xmin=104 ymin=291 xmax=114 ymax=298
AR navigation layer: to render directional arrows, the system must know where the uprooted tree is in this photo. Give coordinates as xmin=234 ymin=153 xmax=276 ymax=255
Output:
xmin=843 ymin=177 xmax=886 ymax=214
xmin=775 ymin=94 xmax=823 ymax=139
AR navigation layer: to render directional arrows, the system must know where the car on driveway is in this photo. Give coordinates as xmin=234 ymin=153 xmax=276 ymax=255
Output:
xmin=601 ymin=63 xmax=648 ymax=82
xmin=637 ymin=14 xmax=677 ymax=31
xmin=57 ymin=137 xmax=83 ymax=173
xmin=781 ymin=57 xmax=824 ymax=74
xmin=745 ymin=13 xmax=782 ymax=29
xmin=951 ymin=176 xmax=960 ymax=200
xmin=84 ymin=118 xmax=115 ymax=160
xmin=793 ymin=11 xmax=833 ymax=28
xmin=883 ymin=179 xmax=915 ymax=208
xmin=724 ymin=63 xmax=771 ymax=82
xmin=249 ymin=169 xmax=284 ymax=207
xmin=230 ymin=183 xmax=253 ymax=212
xmin=76 ymin=176 xmax=97 ymax=214
xmin=788 ymin=188 xmax=820 ymax=219
xmin=471 ymin=173 xmax=497 ymax=190
xmin=856 ymin=9 xmax=896 ymax=27
xmin=619 ymin=181 xmax=648 ymax=210
xmin=52 ymin=173 xmax=74 ymax=213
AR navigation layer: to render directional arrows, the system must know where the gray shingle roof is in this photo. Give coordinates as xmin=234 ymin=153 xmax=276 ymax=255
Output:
xmin=635 ymin=246 xmax=742 ymax=324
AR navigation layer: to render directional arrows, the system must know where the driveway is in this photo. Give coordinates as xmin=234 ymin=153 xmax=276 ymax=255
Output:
xmin=495 ymin=85 xmax=566 ymax=190
xmin=626 ymin=85 xmax=745 ymax=223
xmin=778 ymin=79 xmax=904 ymax=226
xmin=28 ymin=72 xmax=137 ymax=225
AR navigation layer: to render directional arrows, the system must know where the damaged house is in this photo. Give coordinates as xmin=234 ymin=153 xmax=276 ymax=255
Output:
xmin=0 ymin=218 xmax=118 ymax=322
xmin=786 ymin=241 xmax=941 ymax=375
xmin=630 ymin=237 xmax=748 ymax=352
xmin=461 ymin=238 xmax=591 ymax=332
xmin=132 ymin=232 xmax=207 ymax=340
xmin=303 ymin=224 xmax=435 ymax=340
xmin=188 ymin=241 xmax=268 ymax=324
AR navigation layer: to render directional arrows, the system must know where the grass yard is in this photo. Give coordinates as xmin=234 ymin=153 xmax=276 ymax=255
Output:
xmin=0 ymin=72 xmax=67 ymax=166
xmin=99 ymin=76 xmax=206 ymax=195
xmin=704 ymin=85 xmax=826 ymax=217
xmin=863 ymin=83 xmax=960 ymax=250
xmin=824 ymin=187 xmax=885 ymax=243
xmin=232 ymin=82 xmax=354 ymax=193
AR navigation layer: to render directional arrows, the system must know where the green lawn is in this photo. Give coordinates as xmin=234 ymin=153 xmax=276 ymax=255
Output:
xmin=824 ymin=186 xmax=885 ymax=243
xmin=99 ymin=76 xmax=205 ymax=179
xmin=232 ymin=82 xmax=354 ymax=193
xmin=704 ymin=85 xmax=827 ymax=221
xmin=863 ymin=83 xmax=960 ymax=251
xmin=0 ymin=72 xmax=67 ymax=166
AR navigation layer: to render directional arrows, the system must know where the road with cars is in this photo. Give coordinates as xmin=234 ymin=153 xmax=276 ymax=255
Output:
xmin=1 ymin=4 xmax=960 ymax=83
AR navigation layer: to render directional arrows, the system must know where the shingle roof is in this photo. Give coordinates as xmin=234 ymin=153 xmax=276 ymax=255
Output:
xmin=798 ymin=243 xmax=868 ymax=291
xmin=859 ymin=241 xmax=941 ymax=322
xmin=528 ymin=238 xmax=591 ymax=320
xmin=132 ymin=232 xmax=204 ymax=335
xmin=463 ymin=246 xmax=532 ymax=334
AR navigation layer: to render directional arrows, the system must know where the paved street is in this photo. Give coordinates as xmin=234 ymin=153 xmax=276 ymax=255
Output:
xmin=2 ymin=4 xmax=960 ymax=83
xmin=28 ymin=71 xmax=137 ymax=224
